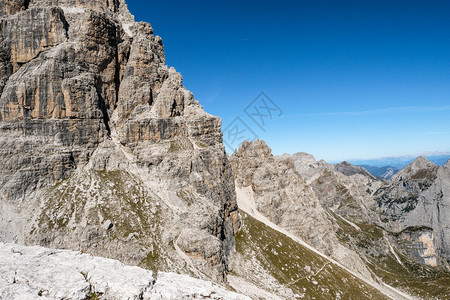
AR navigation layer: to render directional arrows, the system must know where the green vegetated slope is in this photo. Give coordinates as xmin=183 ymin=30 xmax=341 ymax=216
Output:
xmin=332 ymin=210 xmax=450 ymax=299
xmin=233 ymin=211 xmax=390 ymax=300
xmin=33 ymin=170 xmax=172 ymax=273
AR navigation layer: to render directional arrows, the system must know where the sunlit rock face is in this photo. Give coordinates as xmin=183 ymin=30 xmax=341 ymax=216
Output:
xmin=376 ymin=156 xmax=450 ymax=266
xmin=0 ymin=0 xmax=238 ymax=283
xmin=232 ymin=141 xmax=450 ymax=273
xmin=0 ymin=243 xmax=250 ymax=300
xmin=230 ymin=140 xmax=374 ymax=279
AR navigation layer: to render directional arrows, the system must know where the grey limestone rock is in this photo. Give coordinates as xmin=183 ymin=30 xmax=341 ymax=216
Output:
xmin=230 ymin=140 xmax=374 ymax=279
xmin=0 ymin=242 xmax=250 ymax=300
xmin=0 ymin=0 xmax=238 ymax=284
xmin=376 ymin=156 xmax=450 ymax=266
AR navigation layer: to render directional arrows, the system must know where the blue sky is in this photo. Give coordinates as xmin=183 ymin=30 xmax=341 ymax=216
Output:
xmin=126 ymin=0 xmax=450 ymax=161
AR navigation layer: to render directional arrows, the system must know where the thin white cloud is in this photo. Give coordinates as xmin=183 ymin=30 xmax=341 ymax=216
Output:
xmin=287 ymin=105 xmax=450 ymax=117
xmin=415 ymin=131 xmax=450 ymax=136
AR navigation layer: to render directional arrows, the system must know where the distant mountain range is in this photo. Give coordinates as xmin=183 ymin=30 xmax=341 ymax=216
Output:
xmin=345 ymin=153 xmax=450 ymax=170
xmin=357 ymin=165 xmax=399 ymax=179
xmin=331 ymin=153 xmax=450 ymax=179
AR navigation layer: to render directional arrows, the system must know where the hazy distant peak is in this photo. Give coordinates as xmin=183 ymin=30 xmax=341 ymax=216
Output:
xmin=391 ymin=155 xmax=438 ymax=182
xmin=290 ymin=152 xmax=317 ymax=164
xmin=293 ymin=152 xmax=315 ymax=158
xmin=409 ymin=155 xmax=435 ymax=169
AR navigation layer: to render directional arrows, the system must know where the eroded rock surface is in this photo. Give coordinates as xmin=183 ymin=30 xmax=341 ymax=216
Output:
xmin=376 ymin=156 xmax=450 ymax=266
xmin=230 ymin=140 xmax=374 ymax=279
xmin=0 ymin=243 xmax=250 ymax=300
xmin=232 ymin=140 xmax=450 ymax=276
xmin=0 ymin=0 xmax=238 ymax=283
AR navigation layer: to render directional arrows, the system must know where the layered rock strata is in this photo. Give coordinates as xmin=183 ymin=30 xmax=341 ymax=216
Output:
xmin=0 ymin=0 xmax=238 ymax=282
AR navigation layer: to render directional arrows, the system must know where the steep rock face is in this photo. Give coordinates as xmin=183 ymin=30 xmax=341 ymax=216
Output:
xmin=230 ymin=140 xmax=373 ymax=279
xmin=376 ymin=156 xmax=450 ymax=266
xmin=287 ymin=152 xmax=382 ymax=223
xmin=233 ymin=142 xmax=450 ymax=298
xmin=0 ymin=0 xmax=238 ymax=283
xmin=0 ymin=0 xmax=28 ymax=17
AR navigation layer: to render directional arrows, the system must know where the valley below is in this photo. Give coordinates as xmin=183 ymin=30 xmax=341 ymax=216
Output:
xmin=0 ymin=1 xmax=449 ymax=299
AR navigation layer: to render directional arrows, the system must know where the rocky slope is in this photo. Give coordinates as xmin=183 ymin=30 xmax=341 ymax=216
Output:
xmin=229 ymin=212 xmax=398 ymax=300
xmin=0 ymin=0 xmax=238 ymax=283
xmin=0 ymin=242 xmax=250 ymax=300
xmin=1 ymin=1 xmax=449 ymax=299
xmin=231 ymin=140 xmax=450 ymax=299
xmin=376 ymin=157 xmax=450 ymax=267
xmin=230 ymin=141 xmax=376 ymax=279
xmin=358 ymin=165 xmax=399 ymax=179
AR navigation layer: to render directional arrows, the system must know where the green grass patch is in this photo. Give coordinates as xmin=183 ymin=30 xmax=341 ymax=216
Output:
xmin=234 ymin=211 xmax=389 ymax=299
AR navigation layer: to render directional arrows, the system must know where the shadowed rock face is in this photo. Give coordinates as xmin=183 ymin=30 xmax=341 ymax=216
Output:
xmin=0 ymin=0 xmax=28 ymax=17
xmin=0 ymin=0 xmax=238 ymax=283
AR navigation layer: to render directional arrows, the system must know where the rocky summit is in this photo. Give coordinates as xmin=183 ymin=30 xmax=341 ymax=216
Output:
xmin=1 ymin=1 xmax=450 ymax=300
xmin=0 ymin=0 xmax=237 ymax=284
xmin=231 ymin=140 xmax=450 ymax=299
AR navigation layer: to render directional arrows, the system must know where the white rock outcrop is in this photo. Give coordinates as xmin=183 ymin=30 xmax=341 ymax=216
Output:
xmin=0 ymin=243 xmax=249 ymax=300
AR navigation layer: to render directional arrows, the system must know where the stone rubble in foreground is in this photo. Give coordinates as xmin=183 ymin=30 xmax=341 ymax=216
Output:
xmin=0 ymin=243 xmax=250 ymax=300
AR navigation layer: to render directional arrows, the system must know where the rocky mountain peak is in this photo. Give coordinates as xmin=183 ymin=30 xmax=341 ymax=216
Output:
xmin=390 ymin=155 xmax=437 ymax=182
xmin=0 ymin=0 xmax=238 ymax=283
xmin=290 ymin=151 xmax=317 ymax=164
xmin=233 ymin=140 xmax=272 ymax=160
xmin=334 ymin=161 xmax=377 ymax=179
xmin=409 ymin=155 xmax=435 ymax=169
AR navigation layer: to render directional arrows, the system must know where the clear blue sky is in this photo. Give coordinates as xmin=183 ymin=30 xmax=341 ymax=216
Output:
xmin=126 ymin=0 xmax=450 ymax=161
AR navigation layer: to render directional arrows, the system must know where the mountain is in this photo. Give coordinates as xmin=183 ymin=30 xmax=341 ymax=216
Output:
xmin=232 ymin=141 xmax=450 ymax=299
xmin=0 ymin=1 xmax=416 ymax=299
xmin=1 ymin=1 xmax=449 ymax=299
xmin=231 ymin=141 xmax=376 ymax=279
xmin=375 ymin=156 xmax=450 ymax=267
xmin=357 ymin=165 xmax=399 ymax=179
xmin=334 ymin=161 xmax=378 ymax=180
xmin=0 ymin=0 xmax=237 ymax=284
xmin=346 ymin=154 xmax=450 ymax=170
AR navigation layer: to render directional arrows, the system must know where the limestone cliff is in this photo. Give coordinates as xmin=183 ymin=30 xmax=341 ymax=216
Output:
xmin=230 ymin=140 xmax=374 ymax=280
xmin=0 ymin=0 xmax=238 ymax=283
xmin=376 ymin=156 xmax=450 ymax=267
xmin=231 ymin=140 xmax=450 ymax=298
